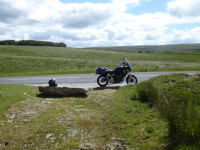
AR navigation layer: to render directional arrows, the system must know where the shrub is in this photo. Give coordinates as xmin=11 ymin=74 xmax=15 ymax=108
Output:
xmin=135 ymin=80 xmax=158 ymax=104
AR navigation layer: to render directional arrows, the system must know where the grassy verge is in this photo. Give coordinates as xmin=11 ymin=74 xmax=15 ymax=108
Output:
xmin=134 ymin=73 xmax=200 ymax=149
xmin=0 ymin=45 xmax=199 ymax=77
xmin=0 ymin=74 xmax=199 ymax=149
xmin=0 ymin=84 xmax=167 ymax=149
xmin=0 ymin=85 xmax=38 ymax=119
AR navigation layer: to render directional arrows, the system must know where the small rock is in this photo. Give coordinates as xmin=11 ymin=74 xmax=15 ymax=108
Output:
xmin=79 ymin=143 xmax=94 ymax=150
xmin=126 ymin=110 xmax=133 ymax=114
xmin=23 ymin=119 xmax=31 ymax=123
xmin=46 ymin=133 xmax=54 ymax=139
xmin=101 ymin=118 xmax=107 ymax=122
xmin=7 ymin=120 xmax=14 ymax=123
xmin=107 ymin=138 xmax=130 ymax=150
xmin=74 ymin=105 xmax=84 ymax=108
xmin=152 ymin=119 xmax=157 ymax=123
xmin=10 ymin=114 xmax=16 ymax=120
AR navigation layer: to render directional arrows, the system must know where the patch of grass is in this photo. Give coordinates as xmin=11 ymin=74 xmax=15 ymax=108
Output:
xmin=157 ymin=91 xmax=200 ymax=148
xmin=0 ymin=45 xmax=200 ymax=77
xmin=0 ymin=84 xmax=167 ymax=149
xmin=135 ymin=80 xmax=158 ymax=104
xmin=0 ymin=84 xmax=38 ymax=119
xmin=135 ymin=73 xmax=200 ymax=148
xmin=98 ymin=86 xmax=168 ymax=149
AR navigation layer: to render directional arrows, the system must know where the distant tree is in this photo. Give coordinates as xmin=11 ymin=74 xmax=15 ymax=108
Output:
xmin=55 ymin=42 xmax=66 ymax=47
xmin=0 ymin=40 xmax=67 ymax=47
xmin=0 ymin=40 xmax=16 ymax=45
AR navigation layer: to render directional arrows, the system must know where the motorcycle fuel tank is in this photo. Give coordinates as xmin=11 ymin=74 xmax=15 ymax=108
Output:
xmin=114 ymin=66 xmax=124 ymax=74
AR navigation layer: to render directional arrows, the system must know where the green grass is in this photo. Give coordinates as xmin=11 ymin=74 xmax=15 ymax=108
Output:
xmin=1 ymin=74 xmax=199 ymax=149
xmin=87 ymin=43 xmax=200 ymax=52
xmin=134 ymin=73 xmax=200 ymax=149
xmin=0 ymin=45 xmax=200 ymax=77
xmin=0 ymin=84 xmax=38 ymax=119
xmin=0 ymin=84 xmax=167 ymax=149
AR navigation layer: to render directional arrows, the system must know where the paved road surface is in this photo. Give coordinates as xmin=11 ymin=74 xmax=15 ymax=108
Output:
xmin=0 ymin=71 xmax=199 ymax=88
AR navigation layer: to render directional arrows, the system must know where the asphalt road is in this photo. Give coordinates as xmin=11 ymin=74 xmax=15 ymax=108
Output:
xmin=0 ymin=71 xmax=199 ymax=88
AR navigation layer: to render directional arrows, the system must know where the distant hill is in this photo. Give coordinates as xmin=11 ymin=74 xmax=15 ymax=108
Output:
xmin=87 ymin=43 xmax=200 ymax=52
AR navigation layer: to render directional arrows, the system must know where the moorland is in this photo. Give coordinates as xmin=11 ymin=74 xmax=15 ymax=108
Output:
xmin=0 ymin=44 xmax=200 ymax=149
xmin=0 ymin=44 xmax=199 ymax=77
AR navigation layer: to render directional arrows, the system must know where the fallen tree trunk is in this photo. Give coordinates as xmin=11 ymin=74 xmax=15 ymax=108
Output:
xmin=38 ymin=86 xmax=87 ymax=97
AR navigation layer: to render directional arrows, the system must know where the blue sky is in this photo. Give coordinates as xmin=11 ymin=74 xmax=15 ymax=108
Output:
xmin=127 ymin=0 xmax=170 ymax=14
xmin=0 ymin=0 xmax=200 ymax=47
xmin=60 ymin=0 xmax=111 ymax=3
xmin=60 ymin=0 xmax=170 ymax=14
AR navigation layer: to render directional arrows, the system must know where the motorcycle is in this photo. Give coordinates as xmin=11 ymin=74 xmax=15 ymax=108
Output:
xmin=96 ymin=58 xmax=138 ymax=87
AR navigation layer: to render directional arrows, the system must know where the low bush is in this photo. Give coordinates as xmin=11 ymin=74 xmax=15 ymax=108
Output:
xmin=135 ymin=80 xmax=158 ymax=104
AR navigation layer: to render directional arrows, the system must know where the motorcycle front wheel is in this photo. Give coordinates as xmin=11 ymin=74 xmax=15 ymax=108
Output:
xmin=126 ymin=75 xmax=138 ymax=84
xmin=97 ymin=75 xmax=108 ymax=87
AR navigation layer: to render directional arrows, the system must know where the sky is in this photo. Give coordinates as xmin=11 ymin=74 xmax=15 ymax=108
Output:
xmin=0 ymin=0 xmax=200 ymax=47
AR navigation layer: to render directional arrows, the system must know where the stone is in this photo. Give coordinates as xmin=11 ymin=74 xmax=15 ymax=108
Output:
xmin=106 ymin=138 xmax=130 ymax=150
xmin=79 ymin=143 xmax=94 ymax=150
xmin=38 ymin=86 xmax=87 ymax=97
xmin=46 ymin=133 xmax=54 ymax=139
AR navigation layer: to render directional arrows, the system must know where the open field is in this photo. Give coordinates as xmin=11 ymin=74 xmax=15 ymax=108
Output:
xmin=0 ymin=45 xmax=200 ymax=77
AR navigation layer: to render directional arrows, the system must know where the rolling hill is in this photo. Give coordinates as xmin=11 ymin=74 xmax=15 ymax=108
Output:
xmin=86 ymin=43 xmax=200 ymax=52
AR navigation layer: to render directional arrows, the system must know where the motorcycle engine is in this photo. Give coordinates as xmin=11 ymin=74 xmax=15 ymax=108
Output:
xmin=113 ymin=74 xmax=123 ymax=83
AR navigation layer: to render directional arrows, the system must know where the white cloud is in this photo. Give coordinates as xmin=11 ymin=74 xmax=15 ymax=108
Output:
xmin=167 ymin=27 xmax=200 ymax=43
xmin=8 ymin=0 xmax=115 ymax=28
xmin=0 ymin=0 xmax=24 ymax=22
xmin=167 ymin=0 xmax=200 ymax=17
xmin=0 ymin=0 xmax=200 ymax=47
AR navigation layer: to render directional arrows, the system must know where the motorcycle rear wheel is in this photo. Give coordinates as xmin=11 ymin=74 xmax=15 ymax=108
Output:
xmin=97 ymin=75 xmax=108 ymax=87
xmin=126 ymin=75 xmax=138 ymax=84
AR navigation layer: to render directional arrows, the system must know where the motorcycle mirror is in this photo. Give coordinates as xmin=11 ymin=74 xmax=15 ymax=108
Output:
xmin=119 ymin=61 xmax=121 ymax=65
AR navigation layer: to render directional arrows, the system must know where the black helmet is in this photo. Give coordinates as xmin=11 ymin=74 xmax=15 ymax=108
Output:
xmin=48 ymin=79 xmax=57 ymax=87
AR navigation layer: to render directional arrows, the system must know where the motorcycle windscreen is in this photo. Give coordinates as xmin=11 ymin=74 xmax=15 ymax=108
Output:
xmin=125 ymin=58 xmax=132 ymax=70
